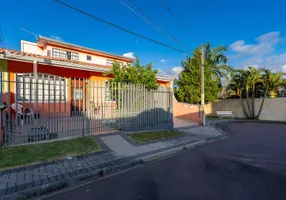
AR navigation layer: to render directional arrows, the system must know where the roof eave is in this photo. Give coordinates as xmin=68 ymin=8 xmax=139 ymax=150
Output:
xmin=156 ymin=76 xmax=174 ymax=82
xmin=4 ymin=53 xmax=110 ymax=73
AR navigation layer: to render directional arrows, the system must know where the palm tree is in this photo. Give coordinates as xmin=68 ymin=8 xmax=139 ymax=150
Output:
xmin=204 ymin=43 xmax=234 ymax=83
xmin=229 ymin=67 xmax=264 ymax=119
xmin=256 ymin=70 xmax=285 ymax=118
xmin=264 ymin=70 xmax=285 ymax=97
xmin=229 ymin=67 xmax=285 ymax=119
xmin=244 ymin=67 xmax=264 ymax=118
xmin=230 ymin=70 xmax=251 ymax=118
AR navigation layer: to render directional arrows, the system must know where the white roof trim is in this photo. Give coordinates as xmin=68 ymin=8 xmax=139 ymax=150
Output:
xmin=156 ymin=75 xmax=174 ymax=81
xmin=2 ymin=53 xmax=173 ymax=82
xmin=4 ymin=53 xmax=110 ymax=73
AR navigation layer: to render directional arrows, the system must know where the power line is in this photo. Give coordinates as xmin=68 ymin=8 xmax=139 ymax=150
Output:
xmin=156 ymin=0 xmax=200 ymax=44
xmin=54 ymin=0 xmax=189 ymax=54
xmin=0 ymin=25 xmax=5 ymax=48
xmin=20 ymin=28 xmax=38 ymax=40
xmin=118 ymin=0 xmax=192 ymax=53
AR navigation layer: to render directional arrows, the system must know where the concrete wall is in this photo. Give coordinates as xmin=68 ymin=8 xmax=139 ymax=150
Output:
xmin=21 ymin=41 xmax=44 ymax=55
xmin=173 ymin=97 xmax=202 ymax=123
xmin=205 ymin=98 xmax=286 ymax=121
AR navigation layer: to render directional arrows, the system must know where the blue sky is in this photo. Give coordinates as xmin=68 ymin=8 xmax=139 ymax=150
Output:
xmin=1 ymin=0 xmax=285 ymax=77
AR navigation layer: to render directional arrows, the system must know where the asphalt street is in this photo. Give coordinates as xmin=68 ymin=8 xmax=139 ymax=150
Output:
xmin=43 ymin=122 xmax=286 ymax=200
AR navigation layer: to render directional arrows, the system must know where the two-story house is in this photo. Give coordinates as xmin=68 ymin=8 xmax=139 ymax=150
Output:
xmin=0 ymin=36 xmax=173 ymax=116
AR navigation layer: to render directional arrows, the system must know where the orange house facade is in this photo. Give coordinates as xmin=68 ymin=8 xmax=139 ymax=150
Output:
xmin=0 ymin=36 xmax=173 ymax=117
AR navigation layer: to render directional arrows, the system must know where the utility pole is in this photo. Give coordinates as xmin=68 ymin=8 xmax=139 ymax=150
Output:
xmin=201 ymin=44 xmax=205 ymax=125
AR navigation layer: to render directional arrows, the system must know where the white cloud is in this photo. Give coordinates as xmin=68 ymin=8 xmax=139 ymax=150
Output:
xmin=229 ymin=31 xmax=286 ymax=73
xmin=160 ymin=59 xmax=167 ymax=63
xmin=229 ymin=40 xmax=274 ymax=55
xmin=229 ymin=31 xmax=281 ymax=56
xmin=122 ymin=52 xmax=136 ymax=59
xmin=158 ymin=66 xmax=183 ymax=78
xmin=50 ymin=35 xmax=64 ymax=41
xmin=282 ymin=65 xmax=286 ymax=73
xmin=239 ymin=54 xmax=286 ymax=73
xmin=256 ymin=31 xmax=280 ymax=45
xmin=243 ymin=64 xmax=258 ymax=70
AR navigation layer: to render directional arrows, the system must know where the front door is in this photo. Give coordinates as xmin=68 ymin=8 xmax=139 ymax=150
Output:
xmin=70 ymin=78 xmax=87 ymax=115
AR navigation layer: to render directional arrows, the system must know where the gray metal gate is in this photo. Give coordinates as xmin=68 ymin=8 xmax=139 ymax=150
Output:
xmin=0 ymin=71 xmax=173 ymax=146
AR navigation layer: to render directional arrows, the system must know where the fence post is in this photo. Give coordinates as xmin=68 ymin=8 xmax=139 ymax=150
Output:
xmin=169 ymin=87 xmax=173 ymax=125
xmin=87 ymin=79 xmax=91 ymax=135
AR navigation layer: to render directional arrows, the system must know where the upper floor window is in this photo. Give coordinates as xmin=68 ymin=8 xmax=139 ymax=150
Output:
xmin=106 ymin=59 xmax=114 ymax=66
xmin=106 ymin=59 xmax=123 ymax=66
xmin=87 ymin=55 xmax=92 ymax=61
xmin=52 ymin=48 xmax=79 ymax=61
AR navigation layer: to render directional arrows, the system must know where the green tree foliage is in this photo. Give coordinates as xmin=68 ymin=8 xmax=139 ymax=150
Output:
xmin=175 ymin=43 xmax=233 ymax=104
xmin=106 ymin=58 xmax=158 ymax=90
xmin=228 ymin=67 xmax=285 ymax=119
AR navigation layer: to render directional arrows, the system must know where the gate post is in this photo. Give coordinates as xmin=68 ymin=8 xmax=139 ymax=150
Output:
xmin=86 ymin=79 xmax=91 ymax=135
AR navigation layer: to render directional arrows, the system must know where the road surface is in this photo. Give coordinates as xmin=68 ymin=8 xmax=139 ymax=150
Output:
xmin=43 ymin=122 xmax=286 ymax=200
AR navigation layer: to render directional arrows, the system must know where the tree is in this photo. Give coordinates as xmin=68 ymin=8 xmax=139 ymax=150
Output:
xmin=106 ymin=58 xmax=159 ymax=90
xmin=229 ymin=68 xmax=285 ymax=119
xmin=256 ymin=70 xmax=285 ymax=117
xmin=231 ymin=67 xmax=264 ymax=119
xmin=263 ymin=70 xmax=285 ymax=97
xmin=175 ymin=43 xmax=233 ymax=104
xmin=205 ymin=42 xmax=234 ymax=83
xmin=174 ymin=51 xmax=202 ymax=103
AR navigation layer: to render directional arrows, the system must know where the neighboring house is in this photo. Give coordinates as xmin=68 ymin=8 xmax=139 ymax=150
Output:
xmin=0 ymin=36 xmax=173 ymax=116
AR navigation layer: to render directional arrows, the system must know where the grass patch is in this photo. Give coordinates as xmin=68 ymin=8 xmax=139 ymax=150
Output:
xmin=0 ymin=136 xmax=100 ymax=169
xmin=206 ymin=116 xmax=220 ymax=120
xmin=127 ymin=130 xmax=185 ymax=144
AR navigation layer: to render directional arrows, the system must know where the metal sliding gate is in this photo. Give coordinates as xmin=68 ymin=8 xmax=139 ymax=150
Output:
xmin=0 ymin=71 xmax=173 ymax=146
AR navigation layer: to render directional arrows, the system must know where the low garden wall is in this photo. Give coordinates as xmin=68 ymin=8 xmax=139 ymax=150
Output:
xmin=204 ymin=98 xmax=286 ymax=121
xmin=173 ymin=97 xmax=202 ymax=124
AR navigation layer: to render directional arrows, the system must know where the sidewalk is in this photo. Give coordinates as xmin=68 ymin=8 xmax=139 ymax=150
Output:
xmin=0 ymin=125 xmax=228 ymax=200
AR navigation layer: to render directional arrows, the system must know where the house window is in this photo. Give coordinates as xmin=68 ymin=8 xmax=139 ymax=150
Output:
xmin=74 ymin=88 xmax=83 ymax=100
xmin=16 ymin=74 xmax=66 ymax=102
xmin=105 ymin=81 xmax=111 ymax=101
xmin=87 ymin=55 xmax=92 ymax=61
xmin=106 ymin=59 xmax=123 ymax=66
xmin=106 ymin=59 xmax=114 ymax=66
xmin=52 ymin=48 xmax=79 ymax=61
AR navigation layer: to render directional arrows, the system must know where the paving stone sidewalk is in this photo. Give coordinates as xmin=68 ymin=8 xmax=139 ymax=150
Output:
xmin=0 ymin=125 xmax=224 ymax=199
xmin=100 ymin=126 xmax=222 ymax=157
xmin=0 ymin=151 xmax=120 ymax=197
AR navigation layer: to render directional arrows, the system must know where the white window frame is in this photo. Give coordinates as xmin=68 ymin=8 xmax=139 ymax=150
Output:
xmin=106 ymin=59 xmax=124 ymax=67
xmin=52 ymin=48 xmax=79 ymax=61
xmin=15 ymin=73 xmax=68 ymax=103
xmin=105 ymin=80 xmax=116 ymax=102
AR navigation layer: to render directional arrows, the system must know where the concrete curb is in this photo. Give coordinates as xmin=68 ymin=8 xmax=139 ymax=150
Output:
xmin=139 ymin=140 xmax=205 ymax=163
xmin=1 ymin=126 xmax=230 ymax=200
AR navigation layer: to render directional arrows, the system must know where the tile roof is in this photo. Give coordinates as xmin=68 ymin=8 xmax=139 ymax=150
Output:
xmin=0 ymin=48 xmax=173 ymax=82
xmin=0 ymin=48 xmax=112 ymax=70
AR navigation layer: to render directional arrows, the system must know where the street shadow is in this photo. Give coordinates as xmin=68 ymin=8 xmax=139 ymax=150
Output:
xmin=114 ymin=108 xmax=173 ymax=132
